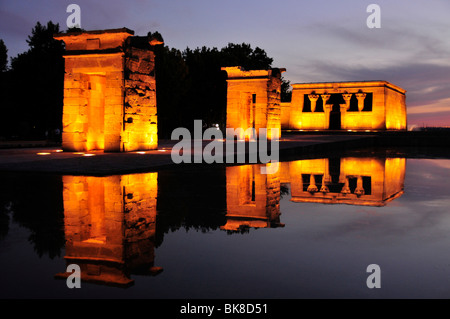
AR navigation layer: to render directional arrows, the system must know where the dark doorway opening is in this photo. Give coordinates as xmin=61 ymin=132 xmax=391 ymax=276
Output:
xmin=328 ymin=94 xmax=344 ymax=130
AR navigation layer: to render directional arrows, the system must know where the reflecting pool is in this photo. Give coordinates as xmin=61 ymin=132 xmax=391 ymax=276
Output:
xmin=1 ymin=155 xmax=450 ymax=298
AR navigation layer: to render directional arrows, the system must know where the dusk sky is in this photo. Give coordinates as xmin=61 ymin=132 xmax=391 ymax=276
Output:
xmin=1 ymin=0 xmax=450 ymax=127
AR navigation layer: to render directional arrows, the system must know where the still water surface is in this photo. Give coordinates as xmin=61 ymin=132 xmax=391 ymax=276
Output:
xmin=1 ymin=156 xmax=450 ymax=298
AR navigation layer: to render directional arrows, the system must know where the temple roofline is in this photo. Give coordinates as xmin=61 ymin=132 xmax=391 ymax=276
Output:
xmin=54 ymin=27 xmax=135 ymax=38
xmin=291 ymin=80 xmax=406 ymax=94
xmin=221 ymin=66 xmax=286 ymax=80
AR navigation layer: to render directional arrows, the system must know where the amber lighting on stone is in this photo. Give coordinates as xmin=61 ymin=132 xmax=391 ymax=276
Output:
xmin=222 ymin=156 xmax=406 ymax=232
xmin=54 ymin=28 xmax=163 ymax=153
xmin=281 ymin=81 xmax=407 ymax=131
xmin=55 ymin=173 xmax=160 ymax=287
xmin=280 ymin=157 xmax=406 ymax=206
xmin=222 ymin=164 xmax=284 ymax=231
xmin=221 ymin=66 xmax=286 ymax=140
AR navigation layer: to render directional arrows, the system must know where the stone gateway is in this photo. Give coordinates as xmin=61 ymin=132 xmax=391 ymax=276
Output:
xmin=54 ymin=28 xmax=162 ymax=152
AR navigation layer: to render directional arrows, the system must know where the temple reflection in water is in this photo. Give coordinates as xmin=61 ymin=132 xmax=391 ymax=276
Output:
xmin=55 ymin=173 xmax=161 ymax=287
xmin=281 ymin=157 xmax=406 ymax=207
xmin=56 ymin=157 xmax=405 ymax=286
xmin=222 ymin=164 xmax=284 ymax=232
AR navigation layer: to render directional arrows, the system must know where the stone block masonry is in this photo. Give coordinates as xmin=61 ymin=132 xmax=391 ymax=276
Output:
xmin=283 ymin=81 xmax=407 ymax=131
xmin=221 ymin=66 xmax=286 ymax=140
xmin=54 ymin=28 xmax=163 ymax=152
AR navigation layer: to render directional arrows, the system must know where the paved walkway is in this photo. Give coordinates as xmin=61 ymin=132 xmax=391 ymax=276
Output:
xmin=0 ymin=135 xmax=372 ymax=175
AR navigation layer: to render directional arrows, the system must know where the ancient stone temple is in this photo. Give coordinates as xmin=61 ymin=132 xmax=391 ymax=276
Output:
xmin=282 ymin=81 xmax=407 ymax=131
xmin=221 ymin=66 xmax=286 ymax=140
xmin=54 ymin=28 xmax=162 ymax=152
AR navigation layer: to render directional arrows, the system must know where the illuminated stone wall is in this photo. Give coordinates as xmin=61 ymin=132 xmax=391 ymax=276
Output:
xmin=222 ymin=164 xmax=283 ymax=231
xmin=284 ymin=157 xmax=406 ymax=206
xmin=283 ymin=81 xmax=406 ymax=131
xmin=385 ymin=86 xmax=408 ymax=130
xmin=222 ymin=66 xmax=285 ymax=139
xmin=55 ymin=173 xmax=159 ymax=287
xmin=54 ymin=28 xmax=162 ymax=152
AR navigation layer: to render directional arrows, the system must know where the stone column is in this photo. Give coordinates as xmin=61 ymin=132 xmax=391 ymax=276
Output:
xmin=321 ymin=94 xmax=331 ymax=129
xmin=321 ymin=94 xmax=331 ymax=107
xmin=355 ymin=93 xmax=367 ymax=112
xmin=308 ymin=94 xmax=320 ymax=112
xmin=320 ymin=175 xmax=330 ymax=193
xmin=322 ymin=159 xmax=332 ymax=184
xmin=341 ymin=177 xmax=351 ymax=195
xmin=307 ymin=174 xmax=318 ymax=193
xmin=354 ymin=176 xmax=365 ymax=196
xmin=340 ymin=93 xmax=352 ymax=130
xmin=341 ymin=93 xmax=352 ymax=111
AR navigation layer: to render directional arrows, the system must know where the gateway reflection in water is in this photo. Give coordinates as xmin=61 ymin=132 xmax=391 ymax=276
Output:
xmin=54 ymin=157 xmax=405 ymax=287
xmin=223 ymin=164 xmax=284 ymax=232
xmin=55 ymin=173 xmax=162 ymax=287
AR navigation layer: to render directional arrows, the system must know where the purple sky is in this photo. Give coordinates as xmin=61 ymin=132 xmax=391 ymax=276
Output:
xmin=1 ymin=0 xmax=450 ymax=127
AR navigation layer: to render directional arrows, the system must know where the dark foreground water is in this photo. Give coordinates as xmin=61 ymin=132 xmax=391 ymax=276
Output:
xmin=0 ymin=155 xmax=450 ymax=299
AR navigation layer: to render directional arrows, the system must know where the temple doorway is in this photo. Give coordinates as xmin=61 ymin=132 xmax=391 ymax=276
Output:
xmin=85 ymin=73 xmax=106 ymax=150
xmin=328 ymin=94 xmax=343 ymax=130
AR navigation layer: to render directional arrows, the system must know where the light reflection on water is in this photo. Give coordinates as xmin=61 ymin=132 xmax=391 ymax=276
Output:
xmin=1 ymin=156 xmax=450 ymax=298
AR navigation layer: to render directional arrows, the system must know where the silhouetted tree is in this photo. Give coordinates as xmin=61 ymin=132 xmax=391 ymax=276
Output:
xmin=0 ymin=39 xmax=8 ymax=138
xmin=66 ymin=26 xmax=85 ymax=33
xmin=182 ymin=46 xmax=226 ymax=132
xmin=153 ymin=40 xmax=191 ymax=138
xmin=0 ymin=39 xmax=7 ymax=72
xmin=281 ymin=76 xmax=292 ymax=102
xmin=0 ymin=173 xmax=64 ymax=258
xmin=219 ymin=43 xmax=273 ymax=70
xmin=4 ymin=21 xmax=64 ymax=139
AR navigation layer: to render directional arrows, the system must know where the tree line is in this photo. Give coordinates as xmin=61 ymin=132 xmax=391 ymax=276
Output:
xmin=0 ymin=21 xmax=291 ymax=140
